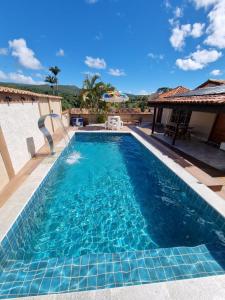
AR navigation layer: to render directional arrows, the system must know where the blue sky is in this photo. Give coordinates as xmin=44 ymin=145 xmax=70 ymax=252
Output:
xmin=0 ymin=0 xmax=224 ymax=94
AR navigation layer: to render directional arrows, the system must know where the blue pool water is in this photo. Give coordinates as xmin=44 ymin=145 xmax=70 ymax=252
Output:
xmin=0 ymin=133 xmax=225 ymax=298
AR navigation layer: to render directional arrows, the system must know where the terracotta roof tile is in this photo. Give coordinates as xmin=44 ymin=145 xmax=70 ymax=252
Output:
xmin=0 ymin=86 xmax=62 ymax=99
xmin=158 ymin=86 xmax=190 ymax=98
xmin=149 ymin=93 xmax=225 ymax=105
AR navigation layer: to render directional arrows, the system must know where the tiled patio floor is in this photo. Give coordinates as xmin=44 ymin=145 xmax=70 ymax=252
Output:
xmin=154 ymin=133 xmax=225 ymax=172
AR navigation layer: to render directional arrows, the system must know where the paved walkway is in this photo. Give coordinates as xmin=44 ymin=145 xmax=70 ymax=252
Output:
xmin=15 ymin=275 xmax=225 ymax=300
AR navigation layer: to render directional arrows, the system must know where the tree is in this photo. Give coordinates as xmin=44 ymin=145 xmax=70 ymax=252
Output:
xmin=45 ymin=75 xmax=57 ymax=93
xmin=45 ymin=66 xmax=61 ymax=95
xmin=80 ymin=74 xmax=115 ymax=112
xmin=156 ymin=87 xmax=172 ymax=94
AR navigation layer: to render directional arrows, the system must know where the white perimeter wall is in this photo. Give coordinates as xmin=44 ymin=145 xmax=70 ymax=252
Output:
xmin=0 ymin=102 xmax=45 ymax=173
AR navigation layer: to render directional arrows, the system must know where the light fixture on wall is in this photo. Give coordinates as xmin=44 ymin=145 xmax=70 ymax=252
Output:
xmin=31 ymin=97 xmax=35 ymax=103
xmin=21 ymin=96 xmax=25 ymax=103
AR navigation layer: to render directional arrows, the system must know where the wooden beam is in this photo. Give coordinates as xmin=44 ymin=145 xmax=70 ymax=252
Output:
xmin=0 ymin=127 xmax=15 ymax=179
xmin=151 ymin=108 xmax=156 ymax=134
xmin=172 ymin=111 xmax=182 ymax=146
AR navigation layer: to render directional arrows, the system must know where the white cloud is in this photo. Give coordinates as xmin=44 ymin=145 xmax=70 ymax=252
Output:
xmin=176 ymin=58 xmax=203 ymax=70
xmin=108 ymin=68 xmax=126 ymax=76
xmin=9 ymin=38 xmax=42 ymax=70
xmin=0 ymin=70 xmax=44 ymax=84
xmin=170 ymin=23 xmax=205 ymax=50
xmin=191 ymin=48 xmax=221 ymax=63
xmin=148 ymin=53 xmax=164 ymax=60
xmin=85 ymin=56 xmax=106 ymax=69
xmin=204 ymin=0 xmax=225 ymax=49
xmin=82 ymin=71 xmax=101 ymax=77
xmin=210 ymin=69 xmax=222 ymax=76
xmin=164 ymin=0 xmax=171 ymax=9
xmin=176 ymin=48 xmax=222 ymax=70
xmin=192 ymin=0 xmax=218 ymax=9
xmin=8 ymin=72 xmax=38 ymax=84
xmin=0 ymin=70 xmax=7 ymax=80
xmin=192 ymin=0 xmax=225 ymax=49
xmin=170 ymin=24 xmax=191 ymax=50
xmin=191 ymin=23 xmax=205 ymax=38
xmin=86 ymin=0 xmax=98 ymax=3
xmin=139 ymin=90 xmax=150 ymax=95
xmin=56 ymin=49 xmax=65 ymax=56
xmin=169 ymin=6 xmax=183 ymax=26
xmin=0 ymin=48 xmax=8 ymax=55
xmin=174 ymin=7 xmax=183 ymax=18
xmin=34 ymin=73 xmax=44 ymax=78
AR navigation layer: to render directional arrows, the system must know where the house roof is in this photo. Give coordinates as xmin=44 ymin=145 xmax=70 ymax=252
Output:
xmin=172 ymin=84 xmax=225 ymax=98
xmin=148 ymin=85 xmax=225 ymax=109
xmin=0 ymin=86 xmax=62 ymax=99
xmin=150 ymin=94 xmax=225 ymax=105
xmin=195 ymin=79 xmax=225 ymax=89
xmin=158 ymin=86 xmax=190 ymax=98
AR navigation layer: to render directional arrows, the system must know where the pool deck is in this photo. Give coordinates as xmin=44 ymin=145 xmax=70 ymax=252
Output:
xmin=133 ymin=125 xmax=225 ymax=201
xmin=15 ymin=274 xmax=225 ymax=300
xmin=1 ymin=126 xmax=225 ymax=299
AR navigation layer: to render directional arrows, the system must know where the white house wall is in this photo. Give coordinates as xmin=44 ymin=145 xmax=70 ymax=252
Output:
xmin=0 ymin=102 xmax=45 ymax=173
xmin=161 ymin=108 xmax=172 ymax=125
xmin=189 ymin=112 xmax=217 ymax=141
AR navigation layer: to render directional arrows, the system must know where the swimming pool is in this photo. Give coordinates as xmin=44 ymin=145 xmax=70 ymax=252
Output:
xmin=0 ymin=132 xmax=225 ymax=298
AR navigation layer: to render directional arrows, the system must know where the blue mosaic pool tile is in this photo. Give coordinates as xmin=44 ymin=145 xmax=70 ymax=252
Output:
xmin=1 ymin=134 xmax=225 ymax=298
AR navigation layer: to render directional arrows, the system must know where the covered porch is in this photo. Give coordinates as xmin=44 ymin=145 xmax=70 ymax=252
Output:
xmin=152 ymin=132 xmax=225 ymax=172
xmin=148 ymin=88 xmax=225 ymax=173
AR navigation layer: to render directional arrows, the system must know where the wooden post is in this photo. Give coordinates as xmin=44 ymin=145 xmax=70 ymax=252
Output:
xmin=172 ymin=111 xmax=182 ymax=145
xmin=151 ymin=107 xmax=156 ymax=135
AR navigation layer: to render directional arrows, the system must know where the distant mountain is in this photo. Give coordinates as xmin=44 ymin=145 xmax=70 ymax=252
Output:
xmin=127 ymin=93 xmax=158 ymax=101
xmin=0 ymin=82 xmax=81 ymax=96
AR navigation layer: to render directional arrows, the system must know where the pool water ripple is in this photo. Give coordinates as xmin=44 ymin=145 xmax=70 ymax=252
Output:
xmin=1 ymin=133 xmax=225 ymax=298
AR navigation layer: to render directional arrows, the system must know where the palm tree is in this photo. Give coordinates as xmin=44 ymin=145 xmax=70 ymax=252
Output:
xmin=45 ymin=75 xmax=57 ymax=94
xmin=81 ymin=74 xmax=100 ymax=111
xmin=45 ymin=66 xmax=61 ymax=95
xmin=80 ymin=74 xmax=116 ymax=112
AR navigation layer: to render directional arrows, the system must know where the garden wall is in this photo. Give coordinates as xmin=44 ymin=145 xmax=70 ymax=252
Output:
xmin=70 ymin=112 xmax=153 ymax=125
xmin=0 ymin=88 xmax=62 ymax=192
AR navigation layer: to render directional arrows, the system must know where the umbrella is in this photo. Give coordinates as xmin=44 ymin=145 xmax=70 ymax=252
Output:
xmin=101 ymin=91 xmax=129 ymax=103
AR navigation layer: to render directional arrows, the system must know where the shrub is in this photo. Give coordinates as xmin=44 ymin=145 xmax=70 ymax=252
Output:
xmin=96 ymin=114 xmax=106 ymax=123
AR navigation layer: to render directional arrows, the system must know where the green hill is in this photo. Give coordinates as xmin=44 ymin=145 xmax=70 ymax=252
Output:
xmin=0 ymin=82 xmax=80 ymax=96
